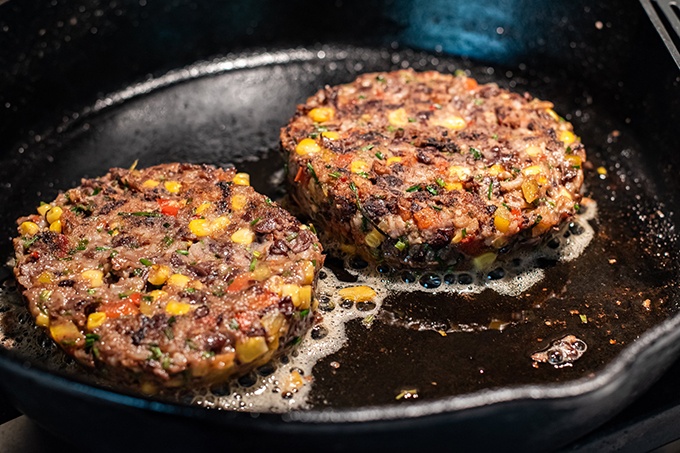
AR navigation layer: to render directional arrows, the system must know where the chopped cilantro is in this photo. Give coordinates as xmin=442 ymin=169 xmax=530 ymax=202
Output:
xmin=361 ymin=144 xmax=375 ymax=151
xmin=426 ymin=185 xmax=438 ymax=196
xmin=375 ymin=151 xmax=385 ymax=160
xmin=176 ymin=249 xmax=189 ymax=256
xmin=329 ymin=171 xmax=341 ymax=179
xmin=406 ymin=184 xmax=420 ymax=193
xmin=435 ymin=177 xmax=445 ymax=188
xmin=139 ymin=258 xmax=153 ymax=266
xmin=469 ymin=147 xmax=482 ymax=160
xmin=394 ymin=239 xmax=407 ymax=251
xmin=249 ymin=217 xmax=261 ymax=226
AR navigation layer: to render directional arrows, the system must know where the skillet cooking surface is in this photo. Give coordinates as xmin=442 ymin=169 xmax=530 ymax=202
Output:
xmin=0 ymin=45 xmax=679 ymax=427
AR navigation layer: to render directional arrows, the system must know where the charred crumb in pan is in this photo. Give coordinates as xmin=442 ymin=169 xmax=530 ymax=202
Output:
xmin=12 ymin=163 xmax=324 ymax=392
xmin=280 ymin=69 xmax=586 ymax=269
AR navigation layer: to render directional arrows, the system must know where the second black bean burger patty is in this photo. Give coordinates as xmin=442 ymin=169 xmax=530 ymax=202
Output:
xmin=13 ymin=163 xmax=324 ymax=391
xmin=280 ymin=69 xmax=586 ymax=268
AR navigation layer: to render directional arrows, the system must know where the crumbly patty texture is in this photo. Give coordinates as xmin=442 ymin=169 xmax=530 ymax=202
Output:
xmin=13 ymin=163 xmax=324 ymax=390
xmin=281 ymin=69 xmax=586 ymax=268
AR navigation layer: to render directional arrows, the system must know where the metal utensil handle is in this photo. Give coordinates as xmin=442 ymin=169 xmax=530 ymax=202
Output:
xmin=641 ymin=0 xmax=680 ymax=68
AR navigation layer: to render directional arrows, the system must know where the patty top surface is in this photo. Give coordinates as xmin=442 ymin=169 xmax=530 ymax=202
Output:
xmin=13 ymin=163 xmax=324 ymax=390
xmin=281 ymin=69 xmax=586 ymax=267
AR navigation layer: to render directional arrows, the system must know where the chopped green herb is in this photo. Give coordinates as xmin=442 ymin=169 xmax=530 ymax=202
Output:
xmin=176 ymin=249 xmax=189 ymax=256
xmin=386 ymin=125 xmax=397 ymax=133
xmin=357 ymin=171 xmax=370 ymax=178
xmin=249 ymin=257 xmax=257 ymax=272
xmin=426 ymin=185 xmax=438 ymax=196
xmin=349 ymin=182 xmax=358 ymax=194
xmin=408 ymin=117 xmax=416 ymax=123
xmin=501 ymin=202 xmax=510 ymax=211
xmin=119 ymin=211 xmax=161 ymax=217
xmin=361 ymin=144 xmax=375 ymax=151
xmin=309 ymin=132 xmax=319 ymax=139
xmin=76 ymin=239 xmax=89 ymax=251
xmin=307 ymin=162 xmax=320 ymax=184
xmin=566 ymin=146 xmax=573 ymax=154
xmin=161 ymin=356 xmax=172 ymax=369
xmin=376 ymin=75 xmax=386 ymax=83
xmin=87 ymin=288 xmax=96 ymax=295
xmin=309 ymin=223 xmax=317 ymax=235
xmin=299 ymin=309 xmax=310 ymax=318
xmin=249 ymin=217 xmax=261 ymax=226
xmin=132 ymin=268 xmax=143 ymax=277
xmin=118 ymin=293 xmax=128 ymax=299
xmin=435 ymin=177 xmax=445 ymax=188
xmin=394 ymin=239 xmax=407 ymax=251
xmin=149 ymin=345 xmax=163 ymax=360
xmin=461 ymin=228 xmax=467 ymax=238
xmin=406 ymin=184 xmax=420 ymax=193
xmin=375 ymin=151 xmax=385 ymax=160
xmin=139 ymin=258 xmax=153 ymax=266
xmin=85 ymin=333 xmax=99 ymax=350
xmin=487 ymin=181 xmax=494 ymax=200
xmin=431 ymin=204 xmax=443 ymax=211
xmin=469 ymin=147 xmax=482 ymax=160
xmin=534 ymin=215 xmax=543 ymax=225
xmin=22 ymin=236 xmax=39 ymax=249
xmin=573 ymin=203 xmax=581 ymax=212
xmin=184 ymin=287 xmax=196 ymax=294
xmin=362 ymin=314 xmax=375 ymax=328
xmin=492 ymin=134 xmax=499 ymax=140
xmin=454 ymin=69 xmax=466 ymax=77
xmin=286 ymin=232 xmax=299 ymax=242
xmin=39 ymin=290 xmax=52 ymax=301
xmin=265 ymin=197 xmax=273 ymax=205
xmin=229 ymin=318 xmax=240 ymax=330
xmin=329 ymin=171 xmax=341 ymax=178
xmin=109 ymin=250 xmax=119 ymax=258
xmin=91 ymin=187 xmax=101 ymax=196
xmin=162 ymin=236 xmax=174 ymax=247
xmin=358 ymin=94 xmax=366 ymax=99
xmin=185 ymin=339 xmax=198 ymax=350
xmin=95 ymin=246 xmax=110 ymax=251
xmin=142 ymin=295 xmax=153 ymax=302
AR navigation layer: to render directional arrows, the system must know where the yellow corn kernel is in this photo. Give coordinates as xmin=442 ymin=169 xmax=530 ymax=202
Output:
xmin=351 ymin=160 xmax=370 ymax=174
xmin=388 ymin=108 xmax=409 ymax=127
xmin=339 ymin=243 xmax=356 ymax=255
xmin=308 ymin=107 xmax=335 ymax=123
xmin=149 ymin=290 xmax=168 ymax=301
xmin=364 ymin=229 xmax=384 ymax=248
xmin=49 ymin=220 xmax=62 ymax=233
xmin=189 ymin=218 xmax=212 ymax=237
xmin=295 ymin=138 xmax=321 ymax=156
xmin=37 ymin=272 xmax=53 ymax=284
xmin=19 ymin=221 xmax=40 ymax=236
xmin=139 ymin=299 xmax=154 ymax=316
xmin=87 ymin=312 xmax=107 ymax=331
xmin=522 ymin=179 xmax=540 ymax=204
xmin=297 ymin=285 xmax=312 ymax=309
xmin=81 ymin=269 xmax=104 ymax=287
xmin=525 ymin=145 xmax=543 ymax=158
xmin=472 ymin=252 xmax=498 ymax=270
xmin=566 ymin=154 xmax=582 ymax=168
xmin=261 ymin=312 xmax=286 ymax=341
xmin=545 ymin=108 xmax=561 ymax=121
xmin=233 ymin=172 xmax=250 ymax=186
xmin=142 ymin=179 xmax=160 ymax=189
xmin=299 ymin=260 xmax=315 ymax=285
xmin=37 ymin=204 xmax=52 ymax=216
xmin=321 ymin=131 xmax=340 ymax=140
xmin=435 ymin=115 xmax=467 ymax=130
xmin=597 ymin=166 xmax=607 ymax=176
xmin=451 ymin=229 xmax=464 ymax=244
xmin=386 ymin=156 xmax=402 ymax=166
xmin=231 ymin=228 xmax=254 ymax=245
xmin=338 ymin=285 xmax=376 ymax=302
xmin=164 ymin=181 xmax=182 ymax=194
xmin=559 ymin=130 xmax=576 ymax=146
xmin=522 ymin=165 xmax=543 ymax=176
xmin=235 ymin=336 xmax=268 ymax=364
xmin=49 ymin=321 xmax=83 ymax=344
xmin=36 ymin=312 xmax=50 ymax=327
xmin=148 ymin=264 xmax=172 ymax=286
xmin=281 ymin=284 xmax=301 ymax=306
xmin=252 ymin=263 xmax=272 ymax=281
xmin=211 ymin=216 xmax=230 ymax=232
xmin=449 ymin=165 xmax=472 ymax=181
xmin=494 ymin=212 xmax=511 ymax=233
xmin=285 ymin=369 xmax=305 ymax=392
xmin=189 ymin=280 xmax=204 ymax=290
xmin=45 ymin=206 xmax=63 ymax=224
xmin=231 ymin=193 xmax=248 ymax=211
xmin=488 ymin=164 xmax=505 ymax=176
xmin=195 ymin=201 xmax=211 ymax=215
xmin=167 ymin=273 xmax=190 ymax=289
xmin=445 ymin=181 xmax=463 ymax=191
xmin=165 ymin=300 xmax=192 ymax=316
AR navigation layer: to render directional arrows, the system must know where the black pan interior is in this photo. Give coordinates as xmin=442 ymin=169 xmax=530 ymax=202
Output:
xmin=0 ymin=46 xmax=679 ymax=415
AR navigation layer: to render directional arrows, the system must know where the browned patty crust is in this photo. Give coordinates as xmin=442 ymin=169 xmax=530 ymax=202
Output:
xmin=13 ymin=163 xmax=324 ymax=390
xmin=280 ymin=69 xmax=586 ymax=268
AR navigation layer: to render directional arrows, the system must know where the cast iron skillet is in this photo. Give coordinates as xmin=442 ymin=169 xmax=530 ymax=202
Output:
xmin=1 ymin=2 xmax=680 ymax=452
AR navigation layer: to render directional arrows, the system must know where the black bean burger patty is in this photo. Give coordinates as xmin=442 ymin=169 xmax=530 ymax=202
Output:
xmin=13 ymin=163 xmax=324 ymax=391
xmin=280 ymin=69 xmax=586 ymax=268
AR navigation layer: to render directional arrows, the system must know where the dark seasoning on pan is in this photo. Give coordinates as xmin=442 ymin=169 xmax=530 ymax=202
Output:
xmin=0 ymin=47 xmax=678 ymax=412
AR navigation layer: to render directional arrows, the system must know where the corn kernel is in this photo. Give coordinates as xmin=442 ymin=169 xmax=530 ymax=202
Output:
xmin=449 ymin=165 xmax=472 ymax=181
xmin=49 ymin=220 xmax=62 ymax=233
xmin=231 ymin=193 xmax=248 ymax=211
xmin=522 ymin=179 xmax=540 ymax=204
xmin=231 ymin=228 xmax=255 ymax=245
xmin=37 ymin=204 xmax=52 ymax=216
xmin=295 ymin=138 xmax=321 ymax=156
xmin=445 ymin=181 xmax=463 ymax=191
xmin=36 ymin=312 xmax=50 ymax=327
xmin=49 ymin=321 xmax=83 ymax=344
xmin=338 ymin=285 xmax=376 ymax=302
xmin=87 ymin=312 xmax=107 ymax=330
xmin=235 ymin=336 xmax=268 ymax=364
xmin=351 ymin=160 xmax=370 ymax=174
xmin=37 ymin=272 xmax=53 ymax=284
xmin=149 ymin=290 xmax=168 ymax=301
xmin=339 ymin=243 xmax=356 ymax=254
xmin=195 ymin=201 xmax=211 ymax=215
xmin=142 ymin=179 xmax=160 ymax=188
xmin=189 ymin=280 xmax=204 ymax=290
xmin=321 ymin=131 xmax=340 ymax=140
xmin=45 ymin=206 xmax=63 ymax=224
xmin=386 ymin=156 xmax=402 ymax=166
xmin=189 ymin=219 xmax=212 ymax=237
xmin=211 ymin=216 xmax=230 ymax=232
xmin=261 ymin=312 xmax=285 ymax=341
xmin=148 ymin=265 xmax=172 ymax=286
xmin=451 ymin=230 xmax=464 ymax=244
xmin=566 ymin=154 xmax=582 ymax=168
xmin=364 ymin=229 xmax=384 ymax=248
xmin=19 ymin=221 xmax=40 ymax=236
xmin=139 ymin=299 xmax=154 ymax=316
xmin=307 ymin=107 xmax=335 ymax=123
xmin=559 ymin=130 xmax=576 ymax=146
xmin=252 ymin=263 xmax=272 ymax=281
xmin=81 ymin=269 xmax=104 ymax=287
xmin=233 ymin=172 xmax=250 ymax=186
xmin=545 ymin=108 xmax=561 ymax=121
xmin=525 ymin=145 xmax=543 ymax=157
xmin=164 ymin=181 xmax=182 ymax=194
xmin=165 ymin=300 xmax=192 ymax=316
xmin=494 ymin=212 xmax=511 ymax=233
xmin=488 ymin=164 xmax=505 ymax=176
xmin=299 ymin=260 xmax=315 ymax=285
xmin=298 ymin=285 xmax=312 ymax=309
xmin=522 ymin=165 xmax=543 ymax=176
xmin=472 ymin=252 xmax=497 ymax=270
xmin=281 ymin=284 xmax=301 ymax=306
xmin=597 ymin=166 xmax=607 ymax=176
xmin=388 ymin=108 xmax=409 ymax=127
xmin=167 ymin=273 xmax=190 ymax=289
xmin=435 ymin=115 xmax=466 ymax=130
